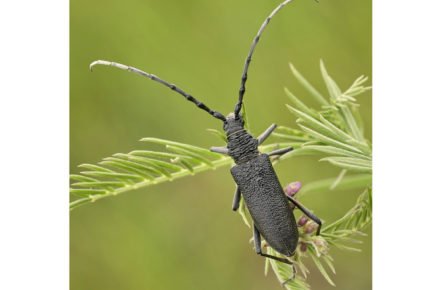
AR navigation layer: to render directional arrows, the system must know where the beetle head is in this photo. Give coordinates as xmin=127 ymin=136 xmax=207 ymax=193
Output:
xmin=223 ymin=113 xmax=244 ymax=134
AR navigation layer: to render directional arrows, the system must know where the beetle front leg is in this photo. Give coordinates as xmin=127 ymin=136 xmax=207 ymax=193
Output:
xmin=210 ymin=146 xmax=229 ymax=155
xmin=286 ymin=196 xmax=322 ymax=235
xmin=257 ymin=123 xmax=277 ymax=145
xmin=232 ymin=186 xmax=241 ymax=211
xmin=253 ymin=225 xmax=293 ymax=265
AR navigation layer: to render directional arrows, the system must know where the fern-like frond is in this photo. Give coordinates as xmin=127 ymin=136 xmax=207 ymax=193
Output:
xmin=71 ymin=140 xmax=227 ymax=210
xmin=70 ymin=139 xmax=297 ymax=210
xmin=277 ymin=61 xmax=372 ymax=178
xmin=323 ymin=187 xmax=372 ymax=235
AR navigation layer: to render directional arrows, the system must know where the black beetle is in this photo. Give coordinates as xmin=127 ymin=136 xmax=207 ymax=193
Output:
xmin=90 ymin=0 xmax=321 ymax=265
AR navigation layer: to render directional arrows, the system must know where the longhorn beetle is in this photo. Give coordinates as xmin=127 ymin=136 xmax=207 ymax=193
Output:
xmin=90 ymin=0 xmax=322 ymax=266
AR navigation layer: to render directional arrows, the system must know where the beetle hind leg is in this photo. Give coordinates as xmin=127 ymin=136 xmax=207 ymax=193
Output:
xmin=281 ymin=266 xmax=297 ymax=287
xmin=253 ymin=225 xmax=293 ymax=265
xmin=267 ymin=147 xmax=293 ymax=157
xmin=253 ymin=225 xmax=297 ymax=284
xmin=286 ymin=196 xmax=322 ymax=235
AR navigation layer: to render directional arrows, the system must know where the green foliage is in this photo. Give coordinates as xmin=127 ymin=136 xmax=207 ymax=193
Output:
xmin=70 ymin=139 xmax=295 ymax=210
xmin=70 ymin=61 xmax=371 ymax=290
xmin=269 ymin=60 xmax=371 ymax=289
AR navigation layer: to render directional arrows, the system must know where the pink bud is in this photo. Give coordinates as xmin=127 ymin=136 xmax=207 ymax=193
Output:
xmin=299 ymin=242 xmax=307 ymax=252
xmin=304 ymin=222 xmax=317 ymax=234
xmin=284 ymin=181 xmax=302 ymax=197
xmin=314 ymin=239 xmax=324 ymax=247
xmin=297 ymin=216 xmax=308 ymax=227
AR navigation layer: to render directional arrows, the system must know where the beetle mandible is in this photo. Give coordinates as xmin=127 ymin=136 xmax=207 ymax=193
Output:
xmin=90 ymin=0 xmax=322 ymax=265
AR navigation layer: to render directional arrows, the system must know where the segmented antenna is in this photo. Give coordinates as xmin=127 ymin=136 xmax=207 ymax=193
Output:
xmin=234 ymin=0 xmax=294 ymax=117
xmin=90 ymin=60 xmax=227 ymax=122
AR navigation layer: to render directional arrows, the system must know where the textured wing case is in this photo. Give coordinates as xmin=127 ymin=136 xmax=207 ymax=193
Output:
xmin=230 ymin=154 xmax=298 ymax=256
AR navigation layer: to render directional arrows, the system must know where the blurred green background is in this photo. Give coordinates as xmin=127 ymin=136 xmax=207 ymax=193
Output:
xmin=70 ymin=0 xmax=371 ymax=289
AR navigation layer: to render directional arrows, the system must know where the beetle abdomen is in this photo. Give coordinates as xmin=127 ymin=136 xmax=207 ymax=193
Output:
xmin=230 ymin=154 xmax=298 ymax=256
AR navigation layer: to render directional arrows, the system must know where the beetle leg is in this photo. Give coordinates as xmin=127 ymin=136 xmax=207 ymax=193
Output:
xmin=210 ymin=146 xmax=229 ymax=155
xmin=286 ymin=197 xmax=322 ymax=235
xmin=267 ymin=147 xmax=293 ymax=157
xmin=257 ymin=123 xmax=277 ymax=145
xmin=281 ymin=265 xmax=297 ymax=287
xmin=253 ymin=225 xmax=293 ymax=265
xmin=232 ymin=186 xmax=241 ymax=211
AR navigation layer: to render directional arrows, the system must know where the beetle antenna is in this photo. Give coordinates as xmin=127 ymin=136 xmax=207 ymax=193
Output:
xmin=90 ymin=60 xmax=227 ymax=122
xmin=234 ymin=0 xmax=294 ymax=118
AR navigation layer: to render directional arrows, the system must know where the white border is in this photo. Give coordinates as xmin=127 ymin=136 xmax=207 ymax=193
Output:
xmin=0 ymin=1 xmax=69 ymax=289
xmin=1 ymin=0 xmax=438 ymax=289
xmin=374 ymin=1 xmax=438 ymax=289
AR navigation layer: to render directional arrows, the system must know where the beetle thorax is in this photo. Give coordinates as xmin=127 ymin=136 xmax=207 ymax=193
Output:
xmin=223 ymin=113 xmax=259 ymax=165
